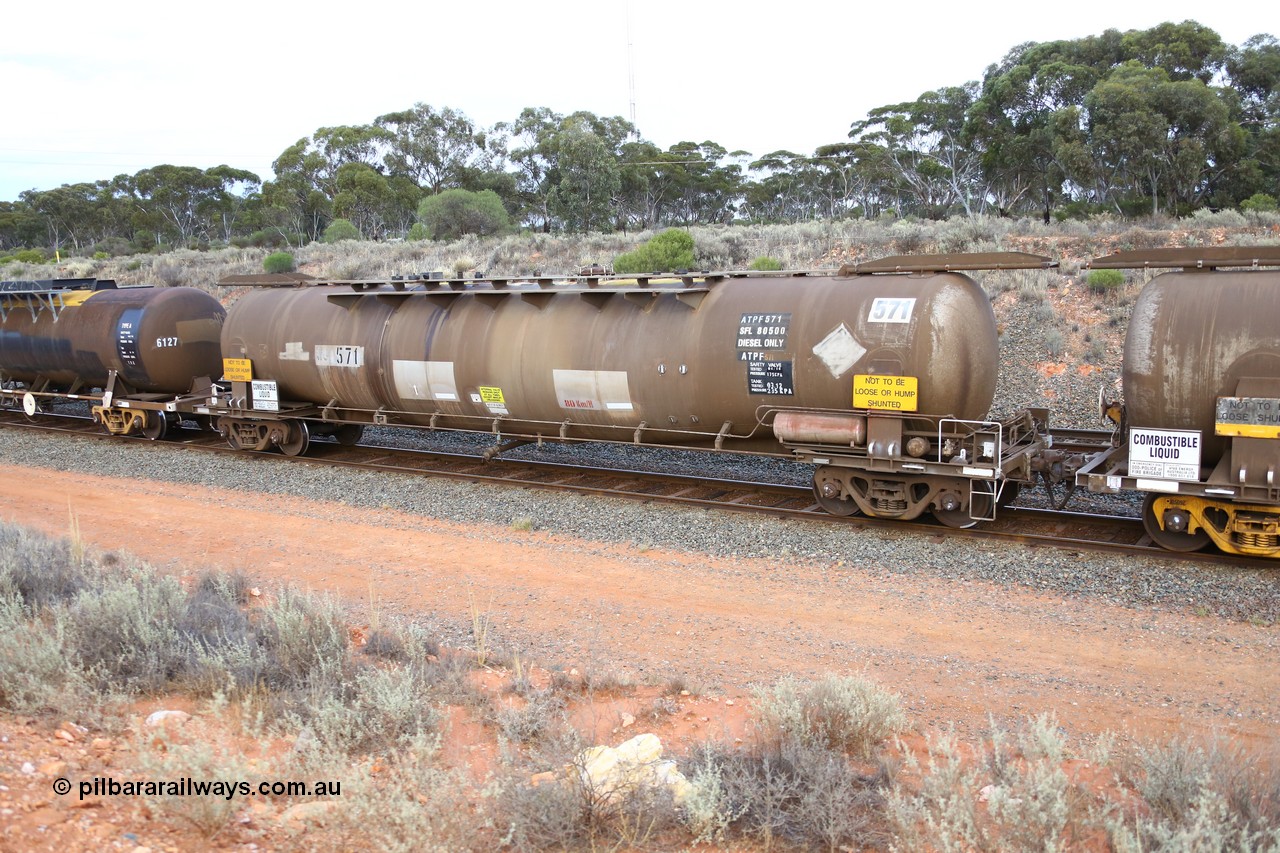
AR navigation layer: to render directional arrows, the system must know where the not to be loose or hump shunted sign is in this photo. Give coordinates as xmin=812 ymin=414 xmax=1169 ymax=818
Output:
xmin=1128 ymin=427 xmax=1201 ymax=481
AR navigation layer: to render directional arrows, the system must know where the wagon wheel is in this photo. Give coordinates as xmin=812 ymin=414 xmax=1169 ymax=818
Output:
xmin=1141 ymin=493 xmax=1209 ymax=552
xmin=219 ymin=419 xmax=244 ymax=450
xmin=811 ymin=469 xmax=861 ymax=517
xmin=331 ymin=423 xmax=364 ymax=446
xmin=279 ymin=420 xmax=311 ymax=457
xmin=141 ymin=412 xmax=169 ymax=441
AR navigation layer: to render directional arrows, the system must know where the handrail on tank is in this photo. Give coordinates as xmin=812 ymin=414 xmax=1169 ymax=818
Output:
xmin=838 ymin=252 xmax=1057 ymax=276
xmin=0 ymin=278 xmax=117 ymax=293
xmin=219 ymin=269 xmax=847 ymax=293
xmin=1086 ymin=246 xmax=1280 ymax=270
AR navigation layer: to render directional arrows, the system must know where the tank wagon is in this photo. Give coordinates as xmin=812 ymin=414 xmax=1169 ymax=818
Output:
xmin=1076 ymin=247 xmax=1280 ymax=558
xmin=0 ymin=278 xmax=225 ymax=438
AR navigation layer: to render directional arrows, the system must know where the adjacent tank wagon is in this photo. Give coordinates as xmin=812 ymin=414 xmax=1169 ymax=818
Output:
xmin=0 ymin=279 xmax=225 ymax=437
xmin=1077 ymin=247 xmax=1280 ymax=558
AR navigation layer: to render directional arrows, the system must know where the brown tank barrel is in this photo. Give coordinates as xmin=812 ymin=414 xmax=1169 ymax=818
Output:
xmin=0 ymin=286 xmax=225 ymax=393
xmin=1124 ymin=268 xmax=1280 ymax=464
xmin=222 ymin=271 xmax=998 ymax=447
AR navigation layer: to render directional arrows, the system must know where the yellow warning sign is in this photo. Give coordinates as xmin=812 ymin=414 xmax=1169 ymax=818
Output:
xmin=478 ymin=386 xmax=506 ymax=404
xmin=223 ymin=358 xmax=253 ymax=382
xmin=853 ymin=374 xmax=919 ymax=412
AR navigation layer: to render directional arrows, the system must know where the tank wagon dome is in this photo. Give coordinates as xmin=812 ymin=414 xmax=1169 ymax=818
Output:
xmin=220 ymin=258 xmax=1004 ymax=449
xmin=0 ymin=280 xmax=225 ymax=394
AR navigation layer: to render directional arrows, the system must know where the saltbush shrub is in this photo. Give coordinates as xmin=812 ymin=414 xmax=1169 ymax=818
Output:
xmin=748 ymin=256 xmax=782 ymax=271
xmin=752 ymin=674 xmax=905 ymax=758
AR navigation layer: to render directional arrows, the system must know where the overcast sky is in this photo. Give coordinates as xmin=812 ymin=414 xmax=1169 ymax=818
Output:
xmin=1 ymin=1 xmax=1269 ymax=202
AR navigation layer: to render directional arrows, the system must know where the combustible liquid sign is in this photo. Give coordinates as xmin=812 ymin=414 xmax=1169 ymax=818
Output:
xmin=1128 ymin=428 xmax=1201 ymax=481
xmin=853 ymin=374 xmax=918 ymax=411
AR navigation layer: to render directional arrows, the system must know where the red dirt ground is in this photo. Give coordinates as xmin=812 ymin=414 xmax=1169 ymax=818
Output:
xmin=0 ymin=463 xmax=1276 ymax=850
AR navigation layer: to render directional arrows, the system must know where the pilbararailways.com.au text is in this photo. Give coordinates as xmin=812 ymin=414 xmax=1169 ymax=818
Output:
xmin=54 ymin=776 xmax=342 ymax=801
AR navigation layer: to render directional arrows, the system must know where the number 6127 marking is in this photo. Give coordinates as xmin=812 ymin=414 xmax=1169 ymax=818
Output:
xmin=867 ymin=297 xmax=916 ymax=324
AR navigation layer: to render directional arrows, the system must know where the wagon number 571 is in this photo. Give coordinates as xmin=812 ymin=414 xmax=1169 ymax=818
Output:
xmin=867 ymin=297 xmax=916 ymax=324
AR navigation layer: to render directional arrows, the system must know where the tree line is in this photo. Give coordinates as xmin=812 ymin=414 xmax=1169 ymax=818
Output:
xmin=1 ymin=21 xmax=1275 ymax=256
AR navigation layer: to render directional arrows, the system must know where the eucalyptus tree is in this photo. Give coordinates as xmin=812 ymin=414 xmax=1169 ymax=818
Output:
xmin=662 ymin=141 xmax=745 ymax=225
xmin=498 ymin=106 xmax=564 ymax=231
xmin=0 ymin=201 xmax=44 ymax=250
xmin=744 ymin=151 xmax=819 ymax=222
xmin=128 ymin=164 xmax=261 ymax=246
xmin=1224 ymin=34 xmax=1280 ymax=203
xmin=967 ymin=37 xmax=1109 ymax=220
xmin=19 ymin=184 xmax=99 ymax=251
xmin=499 ymin=108 xmax=638 ymax=232
xmin=376 ymin=103 xmax=489 ymax=194
xmin=1083 ymin=63 xmax=1241 ymax=215
xmin=330 ymin=161 xmax=399 ymax=239
xmin=547 ymin=116 xmax=622 ymax=233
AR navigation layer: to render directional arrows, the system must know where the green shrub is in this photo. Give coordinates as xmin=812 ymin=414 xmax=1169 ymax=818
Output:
xmin=233 ymin=229 xmax=292 ymax=249
xmin=1242 ymin=193 xmax=1278 ymax=214
xmin=406 ymin=222 xmax=429 ymax=241
xmin=13 ymin=248 xmax=46 ymax=263
xmin=131 ymin=230 xmax=156 ymax=252
xmin=417 ymin=189 xmax=511 ymax=241
xmin=322 ymin=218 xmax=361 ymax=243
xmin=263 ymin=251 xmax=295 ymax=273
xmin=1087 ymin=268 xmax=1125 ymax=293
xmin=613 ymin=229 xmax=696 ymax=274
xmin=747 ymin=256 xmax=782 ymax=271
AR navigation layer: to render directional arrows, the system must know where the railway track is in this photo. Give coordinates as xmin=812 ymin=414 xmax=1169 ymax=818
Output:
xmin=0 ymin=408 xmax=1266 ymax=568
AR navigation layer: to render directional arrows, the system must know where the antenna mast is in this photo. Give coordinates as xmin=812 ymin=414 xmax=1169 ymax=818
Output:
xmin=626 ymin=2 xmax=638 ymax=136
